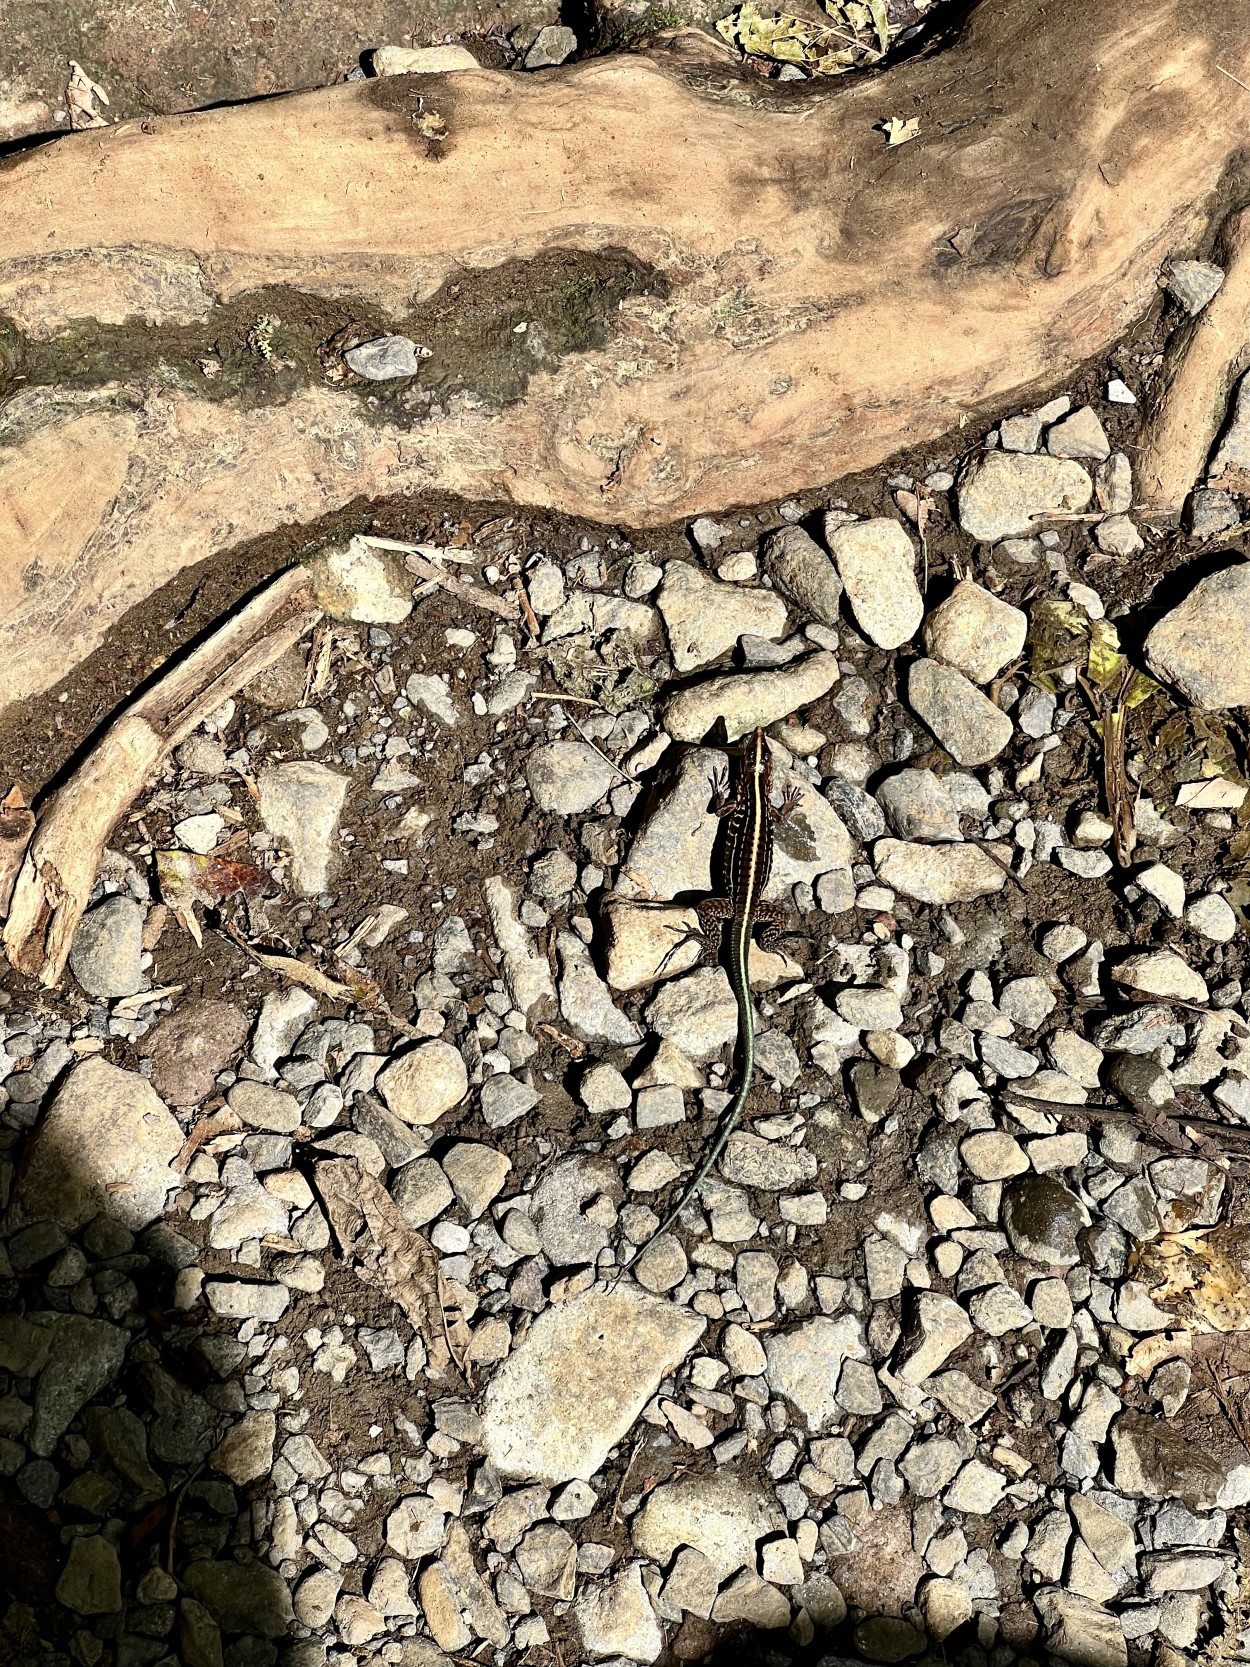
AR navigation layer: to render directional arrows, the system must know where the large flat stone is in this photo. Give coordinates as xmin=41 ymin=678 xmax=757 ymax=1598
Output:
xmin=480 ymin=1285 xmax=705 ymax=1483
xmin=1144 ymin=565 xmax=1250 ymax=709
xmin=957 ymin=451 xmax=1092 ymax=541
xmin=873 ymin=839 xmax=1009 ymax=904
xmin=9 ymin=1058 xmax=183 ymax=1234
xmin=632 ymin=1470 xmax=780 ymax=1581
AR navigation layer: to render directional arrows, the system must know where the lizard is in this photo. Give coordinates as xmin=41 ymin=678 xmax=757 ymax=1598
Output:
xmin=619 ymin=726 xmax=793 ymax=1277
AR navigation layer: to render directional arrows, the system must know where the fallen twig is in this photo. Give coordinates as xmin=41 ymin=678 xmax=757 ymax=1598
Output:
xmin=220 ymin=921 xmax=421 ymax=1037
xmin=4 ymin=567 xmax=320 ymax=985
xmin=404 ymin=551 xmax=520 ymax=620
xmin=0 ymin=786 xmax=36 ymax=919
xmin=1003 ymin=1089 xmax=1250 ymax=1168
xmin=565 ymin=713 xmax=634 ymax=783
xmin=1137 ymin=204 xmax=1250 ymax=518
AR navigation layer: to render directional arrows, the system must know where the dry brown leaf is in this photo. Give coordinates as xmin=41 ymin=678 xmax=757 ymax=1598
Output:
xmin=67 ymin=59 xmax=110 ymax=130
xmin=173 ymin=1108 xmax=243 ymax=1173
xmin=1134 ymin=1226 xmax=1250 ymax=1334
xmin=315 ymin=1160 xmax=470 ymax=1377
xmin=1125 ymin=1331 xmax=1192 ymax=1378
xmin=156 ymin=849 xmax=266 ymax=946
xmin=252 ymin=950 xmax=357 ymax=1002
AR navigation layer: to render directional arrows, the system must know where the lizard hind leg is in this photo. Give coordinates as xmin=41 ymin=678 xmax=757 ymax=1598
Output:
xmin=752 ymin=898 xmax=789 ymax=958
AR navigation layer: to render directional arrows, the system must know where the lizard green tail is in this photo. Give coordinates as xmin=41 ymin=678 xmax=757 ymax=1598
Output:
xmin=618 ymin=922 xmax=754 ymax=1278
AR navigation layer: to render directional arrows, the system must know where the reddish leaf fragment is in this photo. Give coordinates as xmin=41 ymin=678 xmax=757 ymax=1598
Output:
xmin=156 ymin=849 xmax=266 ymax=945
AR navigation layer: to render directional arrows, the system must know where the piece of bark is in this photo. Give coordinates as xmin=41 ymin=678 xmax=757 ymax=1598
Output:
xmin=1 ymin=0 xmax=1248 ymax=709
xmin=0 ymin=787 xmax=36 ymax=918
xmin=3 ymin=568 xmax=319 ymax=985
xmin=1137 ymin=207 xmax=1250 ymax=519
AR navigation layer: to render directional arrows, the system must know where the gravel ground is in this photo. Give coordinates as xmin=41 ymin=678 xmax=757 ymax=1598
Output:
xmin=4 ymin=266 xmax=1250 ymax=1667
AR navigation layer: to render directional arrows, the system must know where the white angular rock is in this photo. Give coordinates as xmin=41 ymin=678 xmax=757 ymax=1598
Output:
xmin=304 ymin=535 xmax=413 ymax=622
xmin=1137 ymin=862 xmax=1185 ymax=919
xmin=574 ymin=1565 xmax=664 ymax=1662
xmin=961 ymin=1130 xmax=1028 ymax=1180
xmin=615 ymin=747 xmax=719 ymax=903
xmin=526 ymin=741 xmax=615 ymax=813
xmin=483 ymin=876 xmax=557 ymax=1014
xmin=372 ymin=42 xmax=480 ymax=72
xmin=605 ymin=901 xmax=702 ymax=991
xmin=1046 ymin=405 xmax=1111 ymax=461
xmin=894 ymin=1292 xmax=974 ymax=1385
xmin=258 ymin=761 xmax=349 ymax=894
xmin=908 ymin=658 xmax=1013 ymax=766
xmin=343 ymin=336 xmax=428 ymax=380
xmin=826 ymin=517 xmax=923 ymax=649
xmin=1144 ymin=565 xmax=1250 ymax=709
xmin=632 ymin=1470 xmax=778 ymax=1580
xmin=405 ymin=672 xmax=460 ymax=726
xmin=481 ymin=1285 xmax=704 ymax=1482
xmin=558 ymin=931 xmax=643 ymax=1046
xmin=875 ymin=768 xmax=962 ymax=842
xmin=210 ymin=1411 xmax=276 ymax=1486
xmin=645 ymin=965 xmax=738 ymax=1061
xmin=944 ymin=1458 xmax=1007 ymax=1514
xmin=662 ymin=653 xmax=839 ymax=743
xmin=1167 ymin=259 xmax=1225 ymax=316
xmin=1112 ymin=952 xmax=1208 ymax=1003
xmin=957 ymin=451 xmax=1093 ymax=542
xmin=11 ymin=1059 xmax=183 ymax=1233
xmin=874 ymin=839 xmax=1009 ymax=904
xmin=1187 ymin=893 xmax=1237 ymax=942
xmin=378 ymin=1041 xmax=468 ymax=1125
xmin=764 ymin=525 xmax=843 ymax=626
xmin=658 ymin=562 xmax=787 ymax=671
xmin=921 ymin=579 xmax=1027 ymax=684
xmin=764 ymin=1315 xmax=868 ymax=1431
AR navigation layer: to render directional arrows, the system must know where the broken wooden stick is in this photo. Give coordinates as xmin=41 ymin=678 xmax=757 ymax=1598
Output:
xmin=3 ymin=567 xmax=321 ymax=986
xmin=0 ymin=786 xmax=36 ymax=918
xmin=1137 ymin=205 xmax=1250 ymax=519
xmin=403 ymin=551 xmax=521 ymax=620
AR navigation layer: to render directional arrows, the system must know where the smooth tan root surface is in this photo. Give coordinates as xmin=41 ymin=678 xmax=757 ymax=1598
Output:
xmin=1 ymin=0 xmax=1248 ymax=706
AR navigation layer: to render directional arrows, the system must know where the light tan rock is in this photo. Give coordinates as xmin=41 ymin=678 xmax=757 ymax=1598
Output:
xmin=922 ymin=579 xmax=1027 ymax=683
xmin=10 ymin=1058 xmax=182 ymax=1233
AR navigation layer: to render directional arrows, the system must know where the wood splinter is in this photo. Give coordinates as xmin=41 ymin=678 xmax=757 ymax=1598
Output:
xmin=3 ymin=567 xmax=322 ymax=987
xmin=1137 ymin=205 xmax=1250 ymax=520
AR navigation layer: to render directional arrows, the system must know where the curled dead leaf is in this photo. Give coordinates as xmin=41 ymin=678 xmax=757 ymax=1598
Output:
xmin=314 ymin=1158 xmax=472 ymax=1378
xmin=156 ymin=849 xmax=266 ymax=946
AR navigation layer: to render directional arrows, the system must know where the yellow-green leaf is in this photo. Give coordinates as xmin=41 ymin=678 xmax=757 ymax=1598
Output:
xmin=1087 ymin=618 xmax=1126 ymax=690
